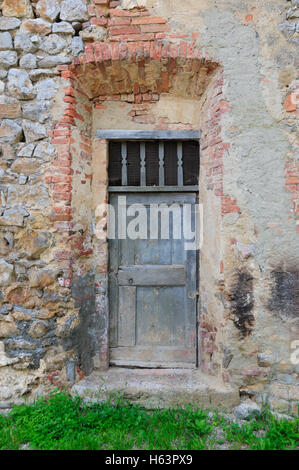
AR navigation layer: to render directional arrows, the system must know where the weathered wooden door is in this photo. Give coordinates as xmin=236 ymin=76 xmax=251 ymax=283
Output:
xmin=109 ymin=192 xmax=198 ymax=368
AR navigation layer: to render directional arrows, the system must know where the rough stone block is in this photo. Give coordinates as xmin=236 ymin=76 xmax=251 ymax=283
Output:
xmin=22 ymin=121 xmax=48 ymax=142
xmin=2 ymin=0 xmax=33 ymax=19
xmin=7 ymin=68 xmax=35 ymax=100
xmin=0 ymin=208 xmax=28 ymax=227
xmin=60 ymin=0 xmax=89 ymax=22
xmin=257 ymin=353 xmax=275 ymax=367
xmin=29 ymin=69 xmax=57 ymax=81
xmin=33 ymin=141 xmax=55 ymax=159
xmin=22 ymin=100 xmax=51 ymax=123
xmin=37 ymin=55 xmax=72 ymax=68
xmin=0 ymin=32 xmax=13 ymax=50
xmin=17 ymin=143 xmax=36 ymax=157
xmin=52 ymin=22 xmax=75 ymax=35
xmin=0 ymin=260 xmax=14 ymax=286
xmin=15 ymin=231 xmax=50 ymax=259
xmin=0 ymin=318 xmax=18 ymax=338
xmin=0 ymin=50 xmax=18 ymax=68
xmin=18 ymin=175 xmax=28 ymax=185
xmin=11 ymin=157 xmax=42 ymax=174
xmin=12 ymin=306 xmax=34 ymax=321
xmin=234 ymin=400 xmax=261 ymax=420
xmin=0 ymin=119 xmax=23 ymax=143
xmin=35 ymin=78 xmax=58 ymax=100
xmin=29 ymin=268 xmax=56 ymax=288
xmin=36 ymin=0 xmax=61 ymax=22
xmin=39 ymin=34 xmax=67 ymax=55
xmin=28 ymin=321 xmax=49 ymax=338
xmin=20 ymin=19 xmax=52 ymax=36
xmin=0 ymin=17 xmax=21 ymax=30
xmin=0 ymin=96 xmax=22 ymax=119
xmin=19 ymin=53 xmax=37 ymax=69
xmin=71 ymin=36 xmax=84 ymax=56
xmin=14 ymin=33 xmax=36 ymax=53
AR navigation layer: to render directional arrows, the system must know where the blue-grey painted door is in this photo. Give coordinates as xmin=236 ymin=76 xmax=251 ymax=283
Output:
xmin=109 ymin=192 xmax=197 ymax=368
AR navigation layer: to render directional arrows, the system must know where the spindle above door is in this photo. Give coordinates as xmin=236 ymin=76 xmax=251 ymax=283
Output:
xmin=103 ymin=133 xmax=200 ymax=193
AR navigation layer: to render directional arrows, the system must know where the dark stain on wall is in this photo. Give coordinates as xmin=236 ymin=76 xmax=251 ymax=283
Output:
xmin=228 ymin=271 xmax=255 ymax=337
xmin=70 ymin=273 xmax=98 ymax=375
xmin=268 ymin=268 xmax=299 ymax=319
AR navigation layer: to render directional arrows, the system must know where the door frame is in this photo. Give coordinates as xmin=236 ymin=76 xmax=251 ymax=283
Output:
xmin=100 ymin=131 xmax=201 ymax=370
xmin=108 ymin=190 xmax=199 ymax=368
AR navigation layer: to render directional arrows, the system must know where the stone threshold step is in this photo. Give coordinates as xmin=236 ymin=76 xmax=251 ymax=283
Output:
xmin=71 ymin=368 xmax=240 ymax=410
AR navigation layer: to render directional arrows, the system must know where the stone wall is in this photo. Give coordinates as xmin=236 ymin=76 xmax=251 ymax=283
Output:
xmin=0 ymin=0 xmax=298 ymax=414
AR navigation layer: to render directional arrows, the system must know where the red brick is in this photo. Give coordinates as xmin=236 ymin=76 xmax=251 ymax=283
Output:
xmin=109 ymin=25 xmax=140 ymax=35
xmin=53 ymin=129 xmax=71 ymax=137
xmin=286 ymin=177 xmax=299 ymax=185
xmin=131 ymin=16 xmax=166 ymax=25
xmin=53 ymin=192 xmax=72 ymax=201
xmin=140 ymin=23 xmax=170 ymax=33
xmin=53 ymin=184 xmax=72 ymax=192
xmin=53 ymin=159 xmax=72 ymax=168
xmin=286 ymin=184 xmax=297 ymax=191
xmin=80 ymin=134 xmax=91 ymax=144
xmin=61 ymin=73 xmax=73 ymax=82
xmin=284 ymin=94 xmax=296 ymax=112
xmin=160 ymin=71 xmax=169 ymax=92
xmin=170 ymin=34 xmax=189 ymax=39
xmin=51 ymin=137 xmax=70 ymax=145
xmin=50 ymin=214 xmax=73 ymax=222
xmin=111 ymin=43 xmax=119 ymax=60
xmin=155 ymin=33 xmax=166 ymax=40
xmin=112 ymin=33 xmax=155 ymax=41
xmin=52 ymin=176 xmax=72 ymax=184
xmin=53 ymin=207 xmax=71 ymax=214
xmin=63 ymin=96 xmax=77 ymax=104
xmin=93 ymin=43 xmax=103 ymax=62
xmin=108 ymin=17 xmax=131 ymax=26
xmin=119 ymin=42 xmax=128 ymax=59
xmin=154 ymin=42 xmax=162 ymax=59
xmin=170 ymin=45 xmax=178 ymax=58
xmin=109 ymin=9 xmax=149 ymax=17
xmin=79 ymin=144 xmax=91 ymax=154
xmin=54 ymin=250 xmax=72 ymax=260
xmin=161 ymin=43 xmax=170 ymax=58
xmin=85 ymin=47 xmax=95 ymax=63
xmin=90 ymin=17 xmax=107 ymax=26
xmin=102 ymin=44 xmax=111 ymax=60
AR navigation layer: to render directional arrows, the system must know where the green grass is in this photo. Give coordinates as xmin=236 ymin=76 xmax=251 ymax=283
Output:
xmin=0 ymin=392 xmax=298 ymax=450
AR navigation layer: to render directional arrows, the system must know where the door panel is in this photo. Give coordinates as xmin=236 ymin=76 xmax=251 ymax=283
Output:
xmin=118 ymin=265 xmax=186 ymax=286
xmin=136 ymin=286 xmax=185 ymax=347
xmin=108 ymin=192 xmax=197 ymax=368
xmin=118 ymin=286 xmax=136 ymax=347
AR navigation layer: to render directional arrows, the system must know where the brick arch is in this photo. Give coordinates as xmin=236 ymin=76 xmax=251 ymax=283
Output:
xmin=47 ymin=39 xmax=228 ymax=376
xmin=71 ymin=41 xmax=218 ymax=99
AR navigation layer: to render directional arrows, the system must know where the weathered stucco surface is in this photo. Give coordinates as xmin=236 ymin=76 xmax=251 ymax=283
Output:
xmin=0 ymin=0 xmax=298 ymax=414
